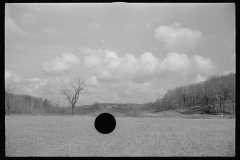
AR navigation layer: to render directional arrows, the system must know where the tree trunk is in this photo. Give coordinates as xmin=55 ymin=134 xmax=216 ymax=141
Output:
xmin=72 ymin=107 xmax=73 ymax=116
xmin=72 ymin=105 xmax=74 ymax=116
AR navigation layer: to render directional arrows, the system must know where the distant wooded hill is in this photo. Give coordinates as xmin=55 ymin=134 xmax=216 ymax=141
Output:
xmin=142 ymin=73 xmax=235 ymax=115
xmin=5 ymin=73 xmax=235 ymax=116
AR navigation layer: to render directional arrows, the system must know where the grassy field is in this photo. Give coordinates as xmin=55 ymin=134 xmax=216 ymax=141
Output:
xmin=5 ymin=115 xmax=235 ymax=157
xmin=139 ymin=109 xmax=236 ymax=119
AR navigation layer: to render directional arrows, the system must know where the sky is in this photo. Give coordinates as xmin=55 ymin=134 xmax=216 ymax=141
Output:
xmin=5 ymin=3 xmax=235 ymax=107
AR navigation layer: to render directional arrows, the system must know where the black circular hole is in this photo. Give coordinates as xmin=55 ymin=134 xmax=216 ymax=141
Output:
xmin=94 ymin=113 xmax=116 ymax=134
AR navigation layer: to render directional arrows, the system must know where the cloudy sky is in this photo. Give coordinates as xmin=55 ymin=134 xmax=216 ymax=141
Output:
xmin=5 ymin=3 xmax=235 ymax=106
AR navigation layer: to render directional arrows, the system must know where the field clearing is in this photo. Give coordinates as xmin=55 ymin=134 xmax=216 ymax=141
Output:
xmin=5 ymin=115 xmax=235 ymax=157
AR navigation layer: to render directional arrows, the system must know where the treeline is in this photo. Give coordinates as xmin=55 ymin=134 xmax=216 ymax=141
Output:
xmin=4 ymin=90 xmax=142 ymax=116
xmin=5 ymin=84 xmax=74 ymax=115
xmin=5 ymin=73 xmax=235 ymax=116
xmin=5 ymin=92 xmax=62 ymax=115
xmin=4 ymin=91 xmax=106 ymax=116
xmin=142 ymin=73 xmax=235 ymax=115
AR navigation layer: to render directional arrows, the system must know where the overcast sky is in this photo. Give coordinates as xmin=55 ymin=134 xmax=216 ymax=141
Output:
xmin=5 ymin=3 xmax=235 ymax=106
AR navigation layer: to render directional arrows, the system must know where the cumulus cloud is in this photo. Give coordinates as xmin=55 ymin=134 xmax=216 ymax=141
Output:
xmin=5 ymin=71 xmax=74 ymax=105
xmin=83 ymin=47 xmax=216 ymax=83
xmin=193 ymin=55 xmax=216 ymax=73
xmin=84 ymin=55 xmax=103 ymax=68
xmin=8 ymin=74 xmax=70 ymax=101
xmin=195 ymin=74 xmax=207 ymax=83
xmin=83 ymin=48 xmax=160 ymax=83
xmin=5 ymin=72 xmax=28 ymax=86
xmin=23 ymin=76 xmax=69 ymax=101
xmin=160 ymin=52 xmax=191 ymax=72
xmin=37 ymin=77 xmax=69 ymax=97
xmin=155 ymin=22 xmax=202 ymax=52
xmin=42 ymin=53 xmax=80 ymax=74
xmin=5 ymin=71 xmax=46 ymax=94
xmin=28 ymin=78 xmax=48 ymax=89
xmin=5 ymin=71 xmax=32 ymax=94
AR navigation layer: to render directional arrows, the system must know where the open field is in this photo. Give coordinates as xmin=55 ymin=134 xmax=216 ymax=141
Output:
xmin=139 ymin=109 xmax=236 ymax=119
xmin=5 ymin=115 xmax=235 ymax=157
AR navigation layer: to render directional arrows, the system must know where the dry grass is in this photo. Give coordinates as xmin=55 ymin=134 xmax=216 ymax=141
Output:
xmin=140 ymin=109 xmax=235 ymax=119
xmin=5 ymin=115 xmax=235 ymax=157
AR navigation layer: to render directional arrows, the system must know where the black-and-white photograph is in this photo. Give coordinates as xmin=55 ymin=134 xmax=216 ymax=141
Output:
xmin=5 ymin=3 xmax=235 ymax=157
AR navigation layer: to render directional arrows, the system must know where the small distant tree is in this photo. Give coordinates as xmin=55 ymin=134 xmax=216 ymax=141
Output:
xmin=62 ymin=77 xmax=88 ymax=116
xmin=5 ymin=84 xmax=16 ymax=115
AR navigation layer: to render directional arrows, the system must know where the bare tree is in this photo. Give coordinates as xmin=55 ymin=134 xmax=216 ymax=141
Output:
xmin=61 ymin=77 xmax=88 ymax=116
xmin=5 ymin=84 xmax=15 ymax=115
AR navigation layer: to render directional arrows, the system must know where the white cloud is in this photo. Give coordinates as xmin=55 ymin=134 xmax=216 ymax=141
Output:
xmin=28 ymin=78 xmax=48 ymax=89
xmin=5 ymin=72 xmax=34 ymax=95
xmin=6 ymin=72 xmax=27 ymax=86
xmin=195 ymin=74 xmax=207 ymax=83
xmin=139 ymin=52 xmax=160 ymax=73
xmin=155 ymin=22 xmax=202 ymax=52
xmin=18 ymin=76 xmax=70 ymax=103
xmin=5 ymin=70 xmax=72 ymax=100
xmin=84 ymin=48 xmax=159 ymax=83
xmin=193 ymin=55 xmax=216 ymax=73
xmin=84 ymin=55 xmax=103 ymax=68
xmin=160 ymin=52 xmax=191 ymax=72
xmin=5 ymin=71 xmax=47 ymax=95
xmin=39 ymin=77 xmax=69 ymax=96
xmin=42 ymin=53 xmax=80 ymax=74
xmin=83 ymin=47 xmax=216 ymax=83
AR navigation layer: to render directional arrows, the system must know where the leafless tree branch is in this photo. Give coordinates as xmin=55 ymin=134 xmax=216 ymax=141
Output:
xmin=61 ymin=77 xmax=88 ymax=116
